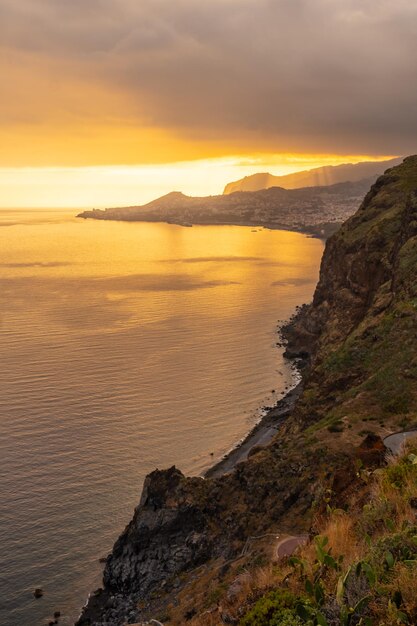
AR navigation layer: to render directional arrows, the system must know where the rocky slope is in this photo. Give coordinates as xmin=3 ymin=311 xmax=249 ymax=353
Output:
xmin=284 ymin=154 xmax=417 ymax=431
xmin=76 ymin=156 xmax=417 ymax=626
xmin=219 ymin=436 xmax=417 ymax=626
xmin=77 ymin=179 xmax=373 ymax=239
xmin=223 ymin=157 xmax=403 ymax=194
xmin=77 ymin=431 xmax=348 ymax=624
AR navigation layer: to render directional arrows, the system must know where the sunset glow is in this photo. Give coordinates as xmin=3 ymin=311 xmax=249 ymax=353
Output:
xmin=1 ymin=2 xmax=417 ymax=625
xmin=0 ymin=154 xmax=396 ymax=208
xmin=2 ymin=1 xmax=415 ymax=207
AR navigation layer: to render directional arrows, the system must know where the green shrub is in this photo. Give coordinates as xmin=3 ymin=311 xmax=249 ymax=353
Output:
xmin=240 ymin=590 xmax=303 ymax=626
xmin=371 ymin=527 xmax=417 ymax=567
xmin=384 ymin=457 xmax=417 ymax=493
xmin=358 ymin=498 xmax=396 ymax=535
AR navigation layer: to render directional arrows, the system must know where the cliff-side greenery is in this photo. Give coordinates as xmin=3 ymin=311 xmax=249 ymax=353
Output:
xmin=233 ymin=440 xmax=417 ymax=626
xmin=296 ymin=157 xmax=417 ymax=436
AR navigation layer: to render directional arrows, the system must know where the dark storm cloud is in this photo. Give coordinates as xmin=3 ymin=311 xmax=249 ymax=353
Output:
xmin=1 ymin=0 xmax=417 ymax=153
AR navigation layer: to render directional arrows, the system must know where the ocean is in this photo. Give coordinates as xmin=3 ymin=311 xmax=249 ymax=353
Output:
xmin=0 ymin=209 xmax=323 ymax=625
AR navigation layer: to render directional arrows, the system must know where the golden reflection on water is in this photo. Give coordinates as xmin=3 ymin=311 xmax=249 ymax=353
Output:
xmin=0 ymin=209 xmax=324 ymax=626
xmin=1 ymin=210 xmax=322 ymax=330
xmin=0 ymin=210 xmax=323 ymax=469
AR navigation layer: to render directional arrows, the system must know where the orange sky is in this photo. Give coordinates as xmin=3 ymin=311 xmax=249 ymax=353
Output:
xmin=1 ymin=51 xmax=396 ymax=207
xmin=0 ymin=0 xmax=415 ymax=206
xmin=0 ymin=154 xmax=397 ymax=209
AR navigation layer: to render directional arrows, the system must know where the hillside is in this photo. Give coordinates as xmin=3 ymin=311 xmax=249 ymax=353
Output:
xmin=284 ymin=154 xmax=417 ymax=432
xmin=78 ymin=179 xmax=373 ymax=239
xmin=223 ymin=157 xmax=403 ymax=194
xmin=76 ymin=156 xmax=417 ymax=626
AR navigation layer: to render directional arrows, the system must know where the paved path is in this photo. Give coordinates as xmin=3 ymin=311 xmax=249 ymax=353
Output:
xmin=384 ymin=430 xmax=417 ymax=455
xmin=276 ymin=535 xmax=309 ymax=559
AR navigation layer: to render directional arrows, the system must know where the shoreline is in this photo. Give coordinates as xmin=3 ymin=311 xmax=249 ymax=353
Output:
xmin=75 ymin=374 xmax=306 ymax=626
xmin=205 ymin=308 xmax=308 ymax=479
xmin=77 ymin=214 xmax=339 ymax=240
xmin=75 ymin=309 xmax=309 ymax=626
xmin=204 ymin=382 xmax=303 ymax=479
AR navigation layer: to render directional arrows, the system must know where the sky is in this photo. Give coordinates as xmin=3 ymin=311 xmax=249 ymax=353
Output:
xmin=1 ymin=0 xmax=416 ymax=207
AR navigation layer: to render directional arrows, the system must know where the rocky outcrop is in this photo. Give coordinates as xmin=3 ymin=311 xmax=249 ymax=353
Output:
xmin=356 ymin=433 xmax=386 ymax=467
xmin=76 ymin=434 xmax=353 ymax=624
xmin=77 ymin=467 xmax=215 ymax=625
xmin=103 ymin=467 xmax=213 ymax=597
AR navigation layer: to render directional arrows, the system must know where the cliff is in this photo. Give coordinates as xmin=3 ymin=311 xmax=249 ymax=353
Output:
xmin=77 ymin=433 xmax=348 ymax=624
xmin=76 ymin=156 xmax=417 ymax=626
xmin=223 ymin=157 xmax=403 ymax=194
xmin=285 ymin=154 xmax=417 ymax=431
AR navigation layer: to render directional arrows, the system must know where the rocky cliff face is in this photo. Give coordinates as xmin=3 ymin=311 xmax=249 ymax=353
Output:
xmin=77 ymin=436 xmax=355 ymax=624
xmin=285 ymin=155 xmax=417 ymax=427
xmin=76 ymin=157 xmax=417 ymax=626
xmin=104 ymin=467 xmax=213 ymax=596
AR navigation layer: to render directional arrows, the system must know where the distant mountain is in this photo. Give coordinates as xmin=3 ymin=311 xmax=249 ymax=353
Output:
xmin=223 ymin=157 xmax=403 ymax=194
xmin=78 ymin=177 xmax=380 ymax=239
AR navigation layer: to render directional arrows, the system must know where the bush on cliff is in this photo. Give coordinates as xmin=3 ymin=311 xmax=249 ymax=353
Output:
xmin=237 ymin=439 xmax=417 ymax=626
xmin=240 ymin=590 xmax=304 ymax=625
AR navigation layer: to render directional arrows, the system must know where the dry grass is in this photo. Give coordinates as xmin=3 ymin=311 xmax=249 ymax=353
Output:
xmin=190 ymin=487 xmax=406 ymax=623
xmin=323 ymin=514 xmax=361 ymax=562
xmin=190 ymin=561 xmax=296 ymax=625
xmin=192 ymin=610 xmax=221 ymax=626
xmin=143 ymin=442 xmax=417 ymax=626
xmin=385 ymin=563 xmax=417 ymax=620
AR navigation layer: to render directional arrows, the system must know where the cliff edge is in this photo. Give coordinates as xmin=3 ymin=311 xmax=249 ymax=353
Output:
xmin=285 ymin=155 xmax=417 ymax=430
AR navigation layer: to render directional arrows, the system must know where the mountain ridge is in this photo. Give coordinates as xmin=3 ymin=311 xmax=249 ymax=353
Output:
xmin=223 ymin=157 xmax=403 ymax=194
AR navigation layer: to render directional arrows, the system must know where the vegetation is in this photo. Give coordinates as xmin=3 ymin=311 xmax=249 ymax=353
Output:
xmin=188 ymin=439 xmax=417 ymax=626
xmin=258 ymin=443 xmax=416 ymax=626
xmin=147 ymin=159 xmax=417 ymax=626
xmin=240 ymin=590 xmax=304 ymax=626
xmin=293 ymin=157 xmax=417 ymax=442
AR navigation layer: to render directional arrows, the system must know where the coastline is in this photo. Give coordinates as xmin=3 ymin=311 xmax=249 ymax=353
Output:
xmin=78 ymin=214 xmax=339 ymax=240
xmin=75 ymin=311 xmax=308 ymax=626
xmin=204 ymin=305 xmax=310 ymax=479
xmin=204 ymin=382 xmax=302 ymax=479
xmin=75 ymin=372 xmax=302 ymax=625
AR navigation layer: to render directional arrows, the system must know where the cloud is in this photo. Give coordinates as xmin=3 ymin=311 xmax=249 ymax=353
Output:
xmin=1 ymin=0 xmax=416 ymax=155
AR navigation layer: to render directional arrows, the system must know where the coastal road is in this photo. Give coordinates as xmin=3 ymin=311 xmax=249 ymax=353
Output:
xmin=275 ymin=535 xmax=309 ymax=559
xmin=384 ymin=430 xmax=417 ymax=455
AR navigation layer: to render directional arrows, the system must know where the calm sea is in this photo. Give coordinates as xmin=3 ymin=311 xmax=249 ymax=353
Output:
xmin=0 ymin=209 xmax=324 ymax=626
